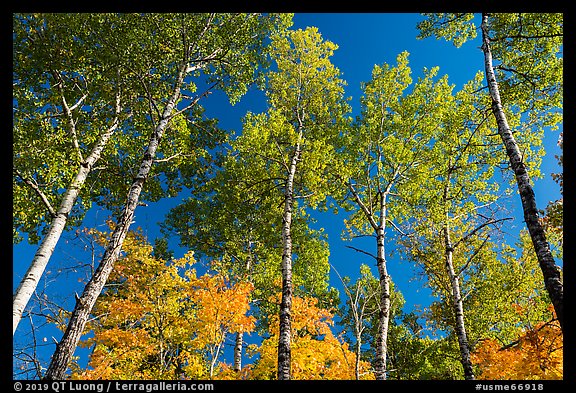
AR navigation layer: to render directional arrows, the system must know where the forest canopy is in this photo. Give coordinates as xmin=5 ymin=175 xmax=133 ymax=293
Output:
xmin=12 ymin=13 xmax=563 ymax=382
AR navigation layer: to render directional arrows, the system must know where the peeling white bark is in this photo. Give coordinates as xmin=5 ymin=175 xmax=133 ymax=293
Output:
xmin=13 ymin=92 xmax=121 ymax=336
xmin=481 ymin=13 xmax=563 ymax=330
xmin=44 ymin=63 xmax=187 ymax=380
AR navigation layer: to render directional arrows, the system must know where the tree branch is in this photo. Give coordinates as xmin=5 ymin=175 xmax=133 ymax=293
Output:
xmin=386 ymin=218 xmax=410 ymax=238
xmin=344 ymin=178 xmax=378 ymax=231
xmin=166 ymin=82 xmax=218 ymax=121
xmin=491 ymin=33 xmax=562 ymax=42
xmin=457 ymin=234 xmax=490 ymax=277
xmin=51 ymin=70 xmax=85 ymax=163
xmin=453 ymin=217 xmax=512 ymax=250
xmin=14 ymin=169 xmax=56 ymax=218
xmin=345 ymin=245 xmax=378 ymax=261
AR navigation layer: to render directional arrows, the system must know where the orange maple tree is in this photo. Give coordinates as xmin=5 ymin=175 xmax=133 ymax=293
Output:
xmin=249 ymin=294 xmax=374 ymax=380
xmin=472 ymin=307 xmax=563 ymax=380
xmin=71 ymin=229 xmax=255 ymax=380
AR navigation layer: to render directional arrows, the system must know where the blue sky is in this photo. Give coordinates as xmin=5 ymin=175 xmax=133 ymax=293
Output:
xmin=12 ymin=13 xmax=563 ymax=377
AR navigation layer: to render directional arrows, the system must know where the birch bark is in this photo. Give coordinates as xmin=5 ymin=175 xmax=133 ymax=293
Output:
xmin=44 ymin=63 xmax=187 ymax=380
xmin=480 ymin=13 xmax=563 ymax=330
xmin=346 ymin=184 xmax=391 ymax=380
xmin=374 ymin=196 xmax=390 ymax=380
xmin=13 ymin=89 xmax=122 ymax=336
xmin=277 ymin=132 xmax=302 ymax=380
xmin=441 ymin=171 xmax=475 ymax=380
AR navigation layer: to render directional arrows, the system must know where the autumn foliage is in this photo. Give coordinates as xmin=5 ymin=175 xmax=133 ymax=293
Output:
xmin=72 ymin=229 xmax=367 ymax=380
xmin=472 ymin=310 xmax=563 ymax=380
xmin=72 ymin=230 xmax=255 ymax=380
xmin=250 ymin=294 xmax=373 ymax=380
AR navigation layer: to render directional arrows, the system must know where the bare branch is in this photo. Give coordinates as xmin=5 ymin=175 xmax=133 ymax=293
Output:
xmin=344 ymin=178 xmax=379 ymax=231
xmin=386 ymin=218 xmax=410 ymax=238
xmin=51 ymin=71 xmax=84 ymax=163
xmin=457 ymin=235 xmax=491 ymax=277
xmin=345 ymin=245 xmax=378 ymax=261
xmin=453 ymin=217 xmax=512 ymax=250
xmin=166 ymin=82 xmax=218 ymax=121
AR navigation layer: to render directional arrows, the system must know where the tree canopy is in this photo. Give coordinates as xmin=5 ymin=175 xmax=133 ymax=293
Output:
xmin=13 ymin=13 xmax=562 ymax=382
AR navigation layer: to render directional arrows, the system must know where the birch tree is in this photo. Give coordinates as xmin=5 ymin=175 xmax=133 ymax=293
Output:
xmin=43 ymin=13 xmax=291 ymax=380
xmin=417 ymin=12 xmax=563 ymax=331
xmin=12 ymin=13 xmax=229 ymax=335
xmin=338 ymin=52 xmax=452 ymax=379
xmin=402 ymin=73 xmax=514 ymax=380
xmin=231 ymin=27 xmax=349 ymax=379
xmin=162 ymin=147 xmax=339 ymax=373
xmin=13 ymin=13 xmax=133 ymax=335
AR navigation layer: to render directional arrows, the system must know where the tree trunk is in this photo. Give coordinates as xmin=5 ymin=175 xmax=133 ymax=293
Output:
xmin=374 ymin=198 xmax=390 ymax=380
xmin=354 ymin=330 xmax=361 ymax=380
xmin=13 ymin=92 xmax=122 ymax=336
xmin=480 ymin=13 xmax=563 ymax=331
xmin=443 ymin=226 xmax=475 ymax=380
xmin=43 ymin=64 xmax=187 ymax=380
xmin=234 ymin=332 xmax=243 ymax=372
xmin=441 ymin=174 xmax=475 ymax=380
xmin=277 ymin=135 xmax=301 ymax=381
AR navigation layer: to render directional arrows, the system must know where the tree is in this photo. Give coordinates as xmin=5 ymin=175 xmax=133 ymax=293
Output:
xmin=417 ymin=12 xmax=563 ymax=331
xmin=231 ymin=27 xmax=349 ymax=379
xmin=462 ymin=230 xmax=555 ymax=351
xmin=162 ymin=147 xmax=339 ymax=373
xmin=249 ymin=294 xmax=373 ymax=380
xmin=337 ymin=264 xmax=413 ymax=380
xmin=70 ymin=228 xmax=255 ymax=380
xmin=541 ymin=132 xmax=563 ymax=260
xmin=13 ymin=13 xmax=131 ymax=335
xmin=13 ymin=12 xmax=232 ymax=335
xmin=43 ymin=13 xmax=291 ymax=380
xmin=338 ymin=52 xmax=453 ymax=379
xmin=401 ymin=72 xmax=514 ymax=380
xmin=335 ymin=264 xmax=379 ymax=380
xmin=472 ymin=313 xmax=562 ymax=380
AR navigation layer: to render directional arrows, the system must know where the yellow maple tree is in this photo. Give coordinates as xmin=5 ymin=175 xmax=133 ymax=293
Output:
xmin=71 ymin=228 xmax=255 ymax=380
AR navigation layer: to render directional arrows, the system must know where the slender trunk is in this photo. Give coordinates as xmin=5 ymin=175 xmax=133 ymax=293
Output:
xmin=444 ymin=228 xmax=475 ymax=380
xmin=209 ymin=339 xmax=223 ymax=379
xmin=354 ymin=326 xmax=361 ymax=380
xmin=234 ymin=332 xmax=243 ymax=372
xmin=233 ymin=241 xmax=252 ymax=374
xmin=480 ymin=13 xmax=563 ymax=331
xmin=277 ymin=134 xmax=302 ymax=381
xmin=374 ymin=195 xmax=390 ymax=380
xmin=13 ymin=92 xmax=122 ymax=336
xmin=43 ymin=64 xmax=187 ymax=380
xmin=442 ymin=181 xmax=474 ymax=380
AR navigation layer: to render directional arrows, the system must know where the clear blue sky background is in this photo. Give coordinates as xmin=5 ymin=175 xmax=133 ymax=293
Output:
xmin=12 ymin=13 xmax=563 ymax=377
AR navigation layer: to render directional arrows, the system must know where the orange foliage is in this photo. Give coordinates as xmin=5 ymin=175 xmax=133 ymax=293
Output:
xmin=472 ymin=314 xmax=563 ymax=380
xmin=72 ymin=230 xmax=255 ymax=380
xmin=187 ymin=275 xmax=255 ymax=349
xmin=249 ymin=295 xmax=374 ymax=380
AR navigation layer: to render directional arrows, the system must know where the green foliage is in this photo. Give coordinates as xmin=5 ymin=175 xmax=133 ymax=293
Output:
xmin=341 ymin=52 xmax=454 ymax=237
xmin=417 ymin=13 xmax=563 ymax=182
xmin=13 ymin=13 xmax=292 ymax=242
xmin=417 ymin=13 xmax=477 ymax=48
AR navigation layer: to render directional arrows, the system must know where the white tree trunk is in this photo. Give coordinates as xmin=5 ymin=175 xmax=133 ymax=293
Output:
xmin=480 ymin=13 xmax=563 ymax=330
xmin=13 ymin=95 xmax=121 ymax=336
xmin=443 ymin=226 xmax=475 ymax=380
xmin=277 ymin=136 xmax=301 ymax=380
xmin=233 ymin=332 xmax=243 ymax=372
xmin=44 ymin=64 xmax=187 ymax=380
xmin=442 ymin=179 xmax=474 ymax=380
xmin=374 ymin=197 xmax=390 ymax=381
